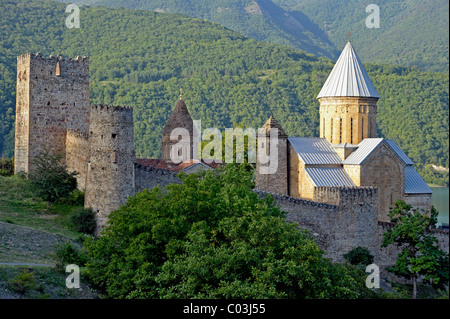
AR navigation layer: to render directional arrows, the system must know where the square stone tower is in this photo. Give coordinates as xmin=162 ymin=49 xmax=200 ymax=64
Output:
xmin=14 ymin=53 xmax=90 ymax=174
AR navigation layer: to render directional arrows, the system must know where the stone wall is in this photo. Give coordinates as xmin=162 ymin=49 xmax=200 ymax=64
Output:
xmin=255 ymin=186 xmax=379 ymax=263
xmin=66 ymin=129 xmax=89 ymax=190
xmin=134 ymin=163 xmax=181 ymax=194
xmin=404 ymin=193 xmax=432 ymax=213
xmin=14 ymin=53 xmax=90 ymax=174
xmin=358 ymin=142 xmax=405 ymax=222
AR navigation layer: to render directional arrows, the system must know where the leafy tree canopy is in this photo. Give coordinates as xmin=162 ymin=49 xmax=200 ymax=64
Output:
xmin=381 ymin=200 xmax=449 ymax=298
xmin=84 ymin=164 xmax=361 ymax=299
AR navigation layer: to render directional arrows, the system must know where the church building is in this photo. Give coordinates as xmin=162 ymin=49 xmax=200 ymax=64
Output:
xmin=255 ymin=41 xmax=432 ymax=222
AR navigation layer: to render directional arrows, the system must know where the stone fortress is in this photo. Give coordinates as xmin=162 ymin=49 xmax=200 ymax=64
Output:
xmin=14 ymin=42 xmax=448 ymax=270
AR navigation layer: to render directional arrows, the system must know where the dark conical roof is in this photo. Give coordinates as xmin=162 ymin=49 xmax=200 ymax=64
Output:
xmin=261 ymin=116 xmax=288 ymax=137
xmin=162 ymin=98 xmax=193 ymax=137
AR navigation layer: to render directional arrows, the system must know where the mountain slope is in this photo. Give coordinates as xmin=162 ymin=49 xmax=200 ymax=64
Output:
xmin=58 ymin=0 xmax=448 ymax=72
xmin=57 ymin=0 xmax=339 ymax=59
xmin=274 ymin=0 xmax=449 ymax=72
xmin=0 ymin=0 xmax=448 ymax=185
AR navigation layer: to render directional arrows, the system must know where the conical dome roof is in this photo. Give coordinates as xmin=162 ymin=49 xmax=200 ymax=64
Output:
xmin=162 ymin=97 xmax=193 ymax=136
xmin=262 ymin=116 xmax=288 ymax=137
xmin=317 ymin=42 xmax=379 ymax=99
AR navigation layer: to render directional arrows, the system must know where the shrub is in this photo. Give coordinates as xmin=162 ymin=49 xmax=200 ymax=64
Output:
xmin=0 ymin=156 xmax=14 ymax=176
xmin=9 ymin=269 xmax=36 ymax=295
xmin=59 ymin=189 xmax=85 ymax=206
xmin=69 ymin=208 xmax=96 ymax=235
xmin=54 ymin=241 xmax=88 ymax=273
xmin=344 ymin=246 xmax=374 ymax=266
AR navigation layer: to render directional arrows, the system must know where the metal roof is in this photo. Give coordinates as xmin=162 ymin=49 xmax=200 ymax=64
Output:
xmin=343 ymin=138 xmax=384 ymax=165
xmin=317 ymin=42 xmax=380 ymax=99
xmin=404 ymin=166 xmax=432 ymax=194
xmin=288 ymin=137 xmax=343 ymax=165
xmin=385 ymin=140 xmax=414 ymax=165
xmin=305 ymin=167 xmax=355 ymax=187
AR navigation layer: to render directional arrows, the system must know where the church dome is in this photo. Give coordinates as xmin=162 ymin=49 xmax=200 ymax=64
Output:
xmin=317 ymin=41 xmax=379 ymax=99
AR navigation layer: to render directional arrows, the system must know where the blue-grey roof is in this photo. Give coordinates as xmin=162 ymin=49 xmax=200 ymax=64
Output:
xmin=405 ymin=166 xmax=432 ymax=194
xmin=305 ymin=167 xmax=355 ymax=187
xmin=343 ymin=138 xmax=384 ymax=165
xmin=344 ymin=138 xmax=415 ymax=166
xmin=317 ymin=42 xmax=380 ymax=99
xmin=385 ymin=140 xmax=414 ymax=165
xmin=288 ymin=137 xmax=342 ymax=165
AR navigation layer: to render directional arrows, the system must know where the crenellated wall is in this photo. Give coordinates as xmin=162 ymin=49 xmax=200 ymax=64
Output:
xmin=255 ymin=186 xmax=379 ymax=263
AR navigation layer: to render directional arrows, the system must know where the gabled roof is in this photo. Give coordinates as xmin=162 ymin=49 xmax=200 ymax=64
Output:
xmin=404 ymin=166 xmax=432 ymax=194
xmin=288 ymin=137 xmax=342 ymax=165
xmin=317 ymin=41 xmax=380 ymax=99
xmin=305 ymin=167 xmax=355 ymax=187
xmin=385 ymin=140 xmax=414 ymax=165
xmin=343 ymin=138 xmax=415 ymax=166
xmin=343 ymin=138 xmax=384 ymax=165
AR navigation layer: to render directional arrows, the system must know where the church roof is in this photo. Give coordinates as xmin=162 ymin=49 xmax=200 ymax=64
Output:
xmin=343 ymin=138 xmax=384 ymax=165
xmin=305 ymin=167 xmax=355 ymax=187
xmin=343 ymin=138 xmax=414 ymax=166
xmin=288 ymin=137 xmax=342 ymax=165
xmin=404 ymin=166 xmax=432 ymax=194
xmin=262 ymin=116 xmax=288 ymax=137
xmin=317 ymin=41 xmax=380 ymax=99
xmin=162 ymin=98 xmax=193 ymax=136
xmin=385 ymin=140 xmax=414 ymax=165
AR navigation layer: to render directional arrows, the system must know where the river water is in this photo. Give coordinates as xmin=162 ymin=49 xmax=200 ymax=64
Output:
xmin=431 ymin=187 xmax=449 ymax=227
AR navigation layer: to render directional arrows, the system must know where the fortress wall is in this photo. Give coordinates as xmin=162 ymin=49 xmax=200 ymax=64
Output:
xmin=404 ymin=193 xmax=432 ymax=213
xmin=134 ymin=163 xmax=181 ymax=194
xmin=66 ymin=129 xmax=89 ymax=190
xmin=255 ymin=187 xmax=379 ymax=262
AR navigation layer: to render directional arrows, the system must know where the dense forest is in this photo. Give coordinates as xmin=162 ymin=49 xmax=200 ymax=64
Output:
xmin=59 ymin=0 xmax=449 ymax=72
xmin=0 ymin=0 xmax=448 ymax=185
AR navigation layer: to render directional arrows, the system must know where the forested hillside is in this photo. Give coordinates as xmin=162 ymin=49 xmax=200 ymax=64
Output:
xmin=57 ymin=0 xmax=339 ymax=60
xmin=59 ymin=0 xmax=449 ymax=72
xmin=0 ymin=0 xmax=448 ymax=185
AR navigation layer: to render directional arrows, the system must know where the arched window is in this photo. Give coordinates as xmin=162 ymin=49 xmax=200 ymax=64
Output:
xmin=339 ymin=118 xmax=343 ymax=143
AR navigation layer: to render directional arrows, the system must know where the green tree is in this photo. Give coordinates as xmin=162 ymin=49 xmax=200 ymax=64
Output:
xmin=85 ymin=164 xmax=361 ymax=299
xmin=381 ymin=200 xmax=449 ymax=299
xmin=28 ymin=150 xmax=78 ymax=204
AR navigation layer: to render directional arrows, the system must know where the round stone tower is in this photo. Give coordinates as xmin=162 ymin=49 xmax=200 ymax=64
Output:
xmin=84 ymin=104 xmax=135 ymax=234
